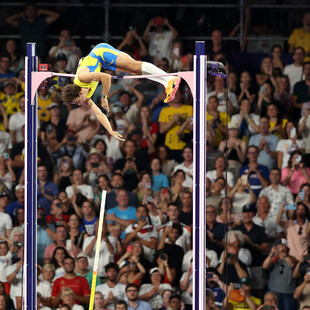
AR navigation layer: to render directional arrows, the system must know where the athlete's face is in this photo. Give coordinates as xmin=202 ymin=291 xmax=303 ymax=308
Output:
xmin=73 ymin=89 xmax=88 ymax=105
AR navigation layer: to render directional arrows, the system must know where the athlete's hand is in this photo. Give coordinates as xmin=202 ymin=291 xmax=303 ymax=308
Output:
xmin=110 ymin=131 xmax=125 ymax=141
xmin=101 ymin=97 xmax=110 ymax=112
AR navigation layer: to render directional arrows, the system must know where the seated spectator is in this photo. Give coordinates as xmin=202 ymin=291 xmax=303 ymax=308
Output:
xmin=167 ymin=294 xmax=185 ymax=310
xmin=277 ymin=202 xmax=310 ymax=261
xmin=4 ymin=39 xmax=23 ymax=73
xmin=145 ymin=198 xmax=167 ymax=229
xmin=0 ymin=128 xmax=12 ymax=153
xmin=139 ymin=267 xmax=172 ymax=309
xmin=157 ymin=187 xmax=173 ymax=214
xmin=206 ymin=129 xmax=223 ymax=172
xmin=59 ymin=287 xmax=84 ymax=310
xmin=115 ymin=300 xmax=128 ymax=310
xmin=277 ymin=121 xmax=305 ymax=169
xmin=281 ymin=150 xmax=310 ymax=195
xmin=262 ymin=239 xmax=297 ymax=310
xmin=271 ymin=44 xmax=285 ymax=75
xmin=125 ymin=283 xmax=152 ymax=310
xmin=236 ymin=70 xmax=257 ymax=105
xmin=106 ymin=173 xmax=138 ymax=210
xmin=124 ymin=205 xmax=158 ymax=262
xmin=52 ymin=54 xmax=72 ymax=91
xmin=206 ymin=155 xmax=234 ymax=191
xmin=266 ymin=103 xmax=287 ymax=139
xmin=65 ymin=169 xmax=94 ymax=202
xmin=288 ymin=12 xmax=310 ymax=58
xmin=256 ymin=57 xmax=277 ymax=88
xmin=256 ymin=82 xmax=279 ymax=118
xmin=50 ymin=246 xmax=69 ymax=280
xmin=0 ymin=240 xmax=12 ymax=282
xmin=228 ymin=177 xmax=257 ymax=217
xmin=283 ymin=47 xmax=305 ymax=93
xmin=93 ymin=291 xmax=106 ymax=310
xmin=206 ymin=177 xmax=226 ymax=211
xmin=274 ymin=75 xmax=294 ymax=117
xmin=216 ymin=197 xmax=242 ymax=229
xmin=218 ymin=123 xmax=247 ymax=179
xmin=37 ymin=264 xmax=55 ymax=308
xmin=95 ymin=263 xmax=126 ymax=310
xmin=253 ymin=196 xmax=285 ymax=243
xmin=52 ymin=257 xmax=90 ymax=308
xmin=150 ymin=158 xmax=169 ymax=193
xmin=294 ymin=271 xmax=310 ymax=310
xmin=48 ymin=29 xmax=82 ymax=73
xmin=224 ymin=277 xmax=261 ymax=310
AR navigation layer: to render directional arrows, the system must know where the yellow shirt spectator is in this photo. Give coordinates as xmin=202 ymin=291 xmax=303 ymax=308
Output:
xmin=0 ymin=92 xmax=23 ymax=116
xmin=288 ymin=28 xmax=310 ymax=59
xmin=207 ymin=111 xmax=230 ymax=147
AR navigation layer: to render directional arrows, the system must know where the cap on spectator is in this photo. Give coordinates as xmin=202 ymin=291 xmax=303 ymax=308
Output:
xmin=119 ymin=260 xmax=130 ymax=269
xmin=0 ymin=192 xmax=9 ymax=198
xmin=242 ymin=203 xmax=256 ymax=213
xmin=55 ymin=53 xmax=67 ymax=62
xmin=279 ymin=238 xmax=288 ymax=247
xmin=228 ymin=122 xmax=239 ymax=130
xmin=88 ymin=148 xmax=103 ymax=159
xmin=113 ymin=101 xmax=124 ymax=108
xmin=4 ymin=80 xmax=15 ymax=87
xmin=47 ymin=102 xmax=60 ymax=110
xmin=240 ymin=277 xmax=251 ymax=285
xmin=15 ymin=185 xmax=24 ymax=192
xmin=150 ymin=267 xmax=162 ymax=275
xmin=153 ymin=17 xmax=164 ymax=25
xmin=77 ymin=252 xmax=88 ymax=260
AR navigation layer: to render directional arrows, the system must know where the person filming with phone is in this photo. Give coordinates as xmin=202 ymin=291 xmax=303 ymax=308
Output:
xmin=294 ymin=265 xmax=310 ymax=308
xmin=257 ymin=292 xmax=279 ymax=310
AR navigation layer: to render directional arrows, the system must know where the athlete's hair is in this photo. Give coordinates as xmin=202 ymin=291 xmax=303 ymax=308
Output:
xmin=62 ymin=84 xmax=81 ymax=105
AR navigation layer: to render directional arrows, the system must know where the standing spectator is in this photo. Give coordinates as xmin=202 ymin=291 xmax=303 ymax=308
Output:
xmin=236 ymin=70 xmax=257 ymax=104
xmin=277 ymin=203 xmax=310 ymax=261
xmin=293 ymin=62 xmax=310 ymax=119
xmin=207 ymin=76 xmax=238 ymax=115
xmin=259 ymin=168 xmax=294 ymax=218
xmin=106 ymin=189 xmax=137 ymax=239
xmin=159 ymin=89 xmax=193 ymax=163
xmin=249 ymin=116 xmax=279 ymax=171
xmin=8 ymin=95 xmax=25 ymax=145
xmin=172 ymin=146 xmax=193 ymax=189
xmin=95 ymin=263 xmax=126 ymax=310
xmin=284 ymin=47 xmax=305 ymax=93
xmin=143 ymin=16 xmax=178 ymax=62
xmin=51 ymin=256 xmax=90 ymax=308
xmin=206 ymin=29 xmax=229 ymax=61
xmin=48 ymin=29 xmax=82 ymax=73
xmin=262 ymin=239 xmax=297 ymax=310
xmin=125 ymin=283 xmax=152 ymax=310
xmin=6 ymin=3 xmax=60 ymax=60
xmin=288 ymin=12 xmax=310 ymax=57
xmin=37 ymin=165 xmax=59 ymax=215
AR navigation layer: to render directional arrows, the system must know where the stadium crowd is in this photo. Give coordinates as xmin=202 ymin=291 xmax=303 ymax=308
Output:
xmin=0 ymin=2 xmax=310 ymax=310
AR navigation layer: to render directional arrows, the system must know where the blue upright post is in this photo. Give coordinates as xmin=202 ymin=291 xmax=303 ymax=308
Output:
xmin=25 ymin=42 xmax=37 ymax=309
xmin=193 ymin=41 xmax=207 ymax=310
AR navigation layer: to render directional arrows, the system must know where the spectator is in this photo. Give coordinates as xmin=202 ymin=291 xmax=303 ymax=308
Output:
xmin=0 ymin=79 xmax=23 ymax=117
xmin=0 ymin=54 xmax=16 ymax=88
xmin=93 ymin=291 xmax=106 ymax=310
xmin=256 ymin=57 xmax=277 ymax=88
xmin=206 ymin=96 xmax=230 ymax=147
xmin=143 ymin=16 xmax=178 ymax=62
xmin=208 ymin=76 xmax=238 ymax=115
xmin=59 ymin=287 xmax=84 ymax=310
xmin=6 ymin=184 xmax=24 ymax=218
xmin=257 ymin=292 xmax=279 ymax=310
xmin=6 ymin=2 xmax=60 ymax=60
xmin=288 ymin=12 xmax=310 ymax=57
xmin=0 ymin=193 xmax=12 ymax=239
xmin=106 ymin=189 xmax=137 ymax=239
xmin=216 ymin=197 xmax=242 ymax=229
xmin=134 ymin=172 xmax=154 ymax=205
xmin=206 ymin=129 xmax=223 ymax=172
xmin=253 ymin=196 xmax=285 ymax=242
xmin=277 ymin=202 xmax=310 ymax=261
xmin=124 ymin=205 xmax=158 ymax=262
xmin=206 ymin=29 xmax=229 ymax=61
xmin=44 ymin=225 xmax=79 ymax=264
xmin=259 ymin=168 xmax=294 ymax=218
xmin=293 ymin=62 xmax=310 ymax=119
xmin=274 ymin=75 xmax=294 ymax=116
xmin=95 ymin=263 xmax=126 ymax=310
xmin=48 ymin=29 xmax=82 ymax=73
xmin=106 ymin=173 xmax=138 ymax=210
xmin=296 ymin=183 xmax=310 ymax=208
xmin=37 ymin=264 xmax=55 ymax=309
xmin=0 ymin=153 xmax=15 ymax=194
xmin=262 ymin=239 xmax=297 ymax=310
xmin=283 ymin=47 xmax=305 ymax=93
xmin=8 ymin=95 xmax=25 ymax=145
xmin=3 ymin=39 xmax=23 ymax=73
xmin=277 ymin=121 xmax=305 ymax=169
xmin=157 ymin=145 xmax=178 ymax=178
xmin=249 ymin=116 xmax=279 ymax=171
xmin=51 ymin=256 xmax=90 ymax=308
xmin=206 ymin=177 xmax=226 ymax=211
xmin=299 ymin=106 xmax=310 ymax=166
xmin=271 ymin=44 xmax=285 ymax=75
xmin=236 ymin=70 xmax=257 ymax=104
xmin=159 ymin=88 xmax=193 ymax=163
xmin=266 ymin=103 xmax=287 ymax=139
xmin=281 ymin=150 xmax=310 ymax=195
xmin=125 ymin=283 xmax=152 ymax=310
xmin=67 ymin=213 xmax=86 ymax=250
xmin=37 ymin=165 xmax=59 ymax=215
xmin=139 ymin=267 xmax=172 ymax=309
xmin=50 ymin=246 xmax=67 ymax=280
xmin=94 ymin=174 xmax=111 ymax=208
xmin=150 ymin=158 xmax=169 ymax=193
xmin=0 ymin=127 xmax=12 ymax=154
xmin=46 ymin=197 xmax=69 ymax=229
xmin=179 ymin=190 xmax=193 ymax=227
xmin=115 ymin=300 xmax=128 ymax=310
xmin=167 ymin=294 xmax=184 ymax=310
xmin=294 ymin=271 xmax=310 ymax=310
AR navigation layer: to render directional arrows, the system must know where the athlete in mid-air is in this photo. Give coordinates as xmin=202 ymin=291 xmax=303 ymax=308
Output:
xmin=62 ymin=43 xmax=181 ymax=141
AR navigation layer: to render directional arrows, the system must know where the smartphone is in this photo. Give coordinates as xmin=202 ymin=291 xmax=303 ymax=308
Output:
xmin=241 ymin=175 xmax=248 ymax=185
xmin=160 ymin=253 xmax=167 ymax=261
xmin=3 ymin=153 xmax=9 ymax=160
xmin=263 ymin=306 xmax=275 ymax=310
xmin=112 ymin=106 xmax=121 ymax=113
xmin=260 ymin=85 xmax=266 ymax=93
xmin=146 ymin=196 xmax=153 ymax=203
xmin=67 ymin=135 xmax=77 ymax=142
xmin=290 ymin=127 xmax=296 ymax=138
xmin=63 ymin=40 xmax=73 ymax=47
xmin=306 ymin=267 xmax=310 ymax=275
xmin=300 ymin=189 xmax=305 ymax=200
xmin=47 ymin=124 xmax=53 ymax=134
xmin=126 ymin=245 xmax=132 ymax=252
xmin=295 ymin=155 xmax=302 ymax=163
xmin=91 ymin=162 xmax=100 ymax=168
xmin=140 ymin=216 xmax=146 ymax=221
xmin=233 ymin=283 xmax=241 ymax=289
xmin=66 ymin=239 xmax=72 ymax=251
xmin=285 ymin=204 xmax=297 ymax=210
xmin=145 ymin=182 xmax=152 ymax=189
xmin=173 ymin=47 xmax=180 ymax=57
xmin=207 ymin=273 xmax=213 ymax=279
xmin=167 ymin=221 xmax=173 ymax=227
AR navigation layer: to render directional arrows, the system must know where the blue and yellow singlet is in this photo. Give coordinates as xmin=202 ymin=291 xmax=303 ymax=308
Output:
xmin=74 ymin=43 xmax=121 ymax=98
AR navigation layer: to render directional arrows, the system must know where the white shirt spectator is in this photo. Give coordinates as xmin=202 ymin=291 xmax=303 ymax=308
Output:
xmin=96 ymin=282 xmax=126 ymax=310
xmin=91 ymin=135 xmax=123 ymax=162
xmin=206 ymin=170 xmax=234 ymax=188
xmin=173 ymin=162 xmax=193 ymax=188
xmin=259 ymin=184 xmax=294 ymax=218
xmin=231 ymin=192 xmax=251 ymax=216
xmin=299 ymin=116 xmax=310 ymax=153
xmin=125 ymin=223 xmax=158 ymax=262
xmin=0 ymin=211 xmax=13 ymax=237
xmin=283 ymin=63 xmax=304 ymax=93
xmin=207 ymin=91 xmax=239 ymax=113
xmin=230 ymin=113 xmax=260 ymax=135
xmin=8 ymin=111 xmax=25 ymax=144
xmin=253 ymin=213 xmax=285 ymax=238
xmin=37 ymin=280 xmax=52 ymax=299
xmin=148 ymin=31 xmax=173 ymax=61
xmin=276 ymin=138 xmax=306 ymax=168
xmin=182 ymin=249 xmax=218 ymax=273
xmin=5 ymin=262 xmax=23 ymax=308
xmin=139 ymin=283 xmax=172 ymax=309
xmin=65 ymin=184 xmax=94 ymax=200
xmin=0 ymin=251 xmax=12 ymax=282
xmin=0 ymin=131 xmax=12 ymax=153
